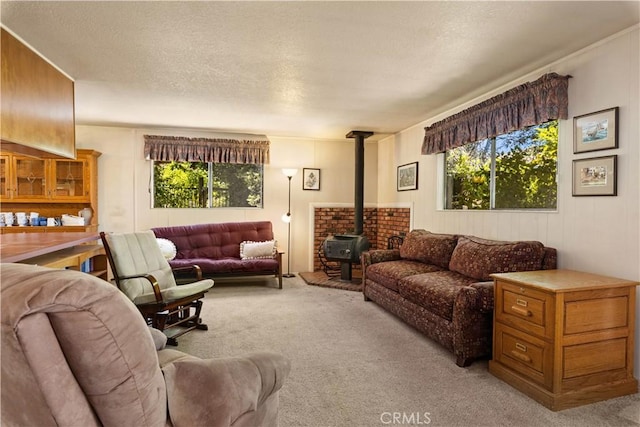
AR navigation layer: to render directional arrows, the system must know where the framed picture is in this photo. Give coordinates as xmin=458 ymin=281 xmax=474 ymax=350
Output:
xmin=572 ymin=155 xmax=617 ymax=196
xmin=397 ymin=162 xmax=418 ymax=191
xmin=573 ymin=107 xmax=618 ymax=154
xmin=303 ymin=168 xmax=320 ymax=191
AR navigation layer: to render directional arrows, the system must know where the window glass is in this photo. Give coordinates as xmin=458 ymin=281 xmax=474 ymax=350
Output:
xmin=444 ymin=139 xmax=491 ymax=210
xmin=152 ymin=161 xmax=263 ymax=208
xmin=445 ymin=120 xmax=557 ymax=210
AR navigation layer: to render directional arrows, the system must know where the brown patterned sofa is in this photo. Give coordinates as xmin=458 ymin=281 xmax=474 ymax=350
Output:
xmin=152 ymin=221 xmax=283 ymax=288
xmin=361 ymin=230 xmax=557 ymax=367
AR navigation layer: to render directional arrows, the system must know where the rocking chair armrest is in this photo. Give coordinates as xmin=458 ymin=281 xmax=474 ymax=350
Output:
xmin=117 ymin=272 xmax=155 ymax=281
xmin=172 ymin=264 xmax=203 ymax=280
xmin=117 ymin=273 xmax=164 ymax=304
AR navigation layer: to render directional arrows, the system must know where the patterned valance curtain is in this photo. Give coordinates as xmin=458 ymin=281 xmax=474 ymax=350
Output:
xmin=421 ymin=73 xmax=570 ymax=155
xmin=144 ymin=134 xmax=270 ymax=164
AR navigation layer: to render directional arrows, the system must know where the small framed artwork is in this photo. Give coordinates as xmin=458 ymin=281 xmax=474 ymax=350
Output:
xmin=572 ymin=155 xmax=617 ymax=196
xmin=397 ymin=162 xmax=418 ymax=191
xmin=303 ymin=168 xmax=320 ymax=191
xmin=573 ymin=107 xmax=619 ymax=154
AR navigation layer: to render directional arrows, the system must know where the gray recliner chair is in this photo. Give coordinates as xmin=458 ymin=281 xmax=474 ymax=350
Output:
xmin=1 ymin=263 xmax=290 ymax=427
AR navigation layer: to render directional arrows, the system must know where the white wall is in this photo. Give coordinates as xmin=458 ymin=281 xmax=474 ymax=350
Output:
xmin=76 ymin=127 xmax=378 ymax=274
xmin=376 ymin=27 xmax=640 ymax=375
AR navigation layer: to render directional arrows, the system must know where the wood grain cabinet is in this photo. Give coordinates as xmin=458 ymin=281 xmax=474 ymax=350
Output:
xmin=7 ymin=156 xmax=48 ymax=200
xmin=0 ymin=149 xmax=101 ymax=232
xmin=1 ymin=28 xmax=75 ymax=158
xmin=489 ymin=269 xmax=637 ymax=411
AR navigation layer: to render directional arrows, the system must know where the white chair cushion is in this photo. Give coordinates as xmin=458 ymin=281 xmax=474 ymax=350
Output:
xmin=163 ymin=279 xmax=214 ymax=301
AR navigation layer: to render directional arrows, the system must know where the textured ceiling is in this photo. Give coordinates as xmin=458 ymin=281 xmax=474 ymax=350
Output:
xmin=1 ymin=1 xmax=639 ymax=140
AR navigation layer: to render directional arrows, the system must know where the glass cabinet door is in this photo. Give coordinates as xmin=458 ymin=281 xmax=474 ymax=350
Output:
xmin=13 ymin=157 xmax=48 ymax=199
xmin=53 ymin=158 xmax=88 ymax=200
xmin=0 ymin=155 xmax=9 ymax=199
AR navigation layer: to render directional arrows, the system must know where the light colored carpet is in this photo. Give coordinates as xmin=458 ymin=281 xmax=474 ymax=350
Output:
xmin=175 ymin=276 xmax=640 ymax=427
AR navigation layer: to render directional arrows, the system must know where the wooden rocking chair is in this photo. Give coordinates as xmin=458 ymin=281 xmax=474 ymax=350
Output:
xmin=100 ymin=231 xmax=214 ymax=345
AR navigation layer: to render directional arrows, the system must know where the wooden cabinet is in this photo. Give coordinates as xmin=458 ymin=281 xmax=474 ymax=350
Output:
xmin=0 ymin=154 xmax=9 ymax=198
xmin=0 ymin=149 xmax=101 ymax=232
xmin=1 ymin=28 xmax=75 ymax=158
xmin=51 ymin=157 xmax=91 ymax=200
xmin=11 ymin=156 xmax=48 ymax=200
xmin=2 ymin=151 xmax=95 ymax=202
xmin=489 ymin=270 xmax=637 ymax=411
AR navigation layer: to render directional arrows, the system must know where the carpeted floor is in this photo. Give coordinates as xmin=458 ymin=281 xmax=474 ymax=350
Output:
xmin=175 ymin=276 xmax=640 ymax=427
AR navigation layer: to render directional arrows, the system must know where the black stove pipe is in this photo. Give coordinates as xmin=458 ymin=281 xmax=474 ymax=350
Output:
xmin=346 ymin=130 xmax=373 ymax=235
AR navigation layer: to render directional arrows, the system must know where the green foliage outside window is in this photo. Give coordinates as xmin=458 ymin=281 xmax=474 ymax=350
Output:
xmin=445 ymin=120 xmax=557 ymax=210
xmin=153 ymin=161 xmax=263 ymax=208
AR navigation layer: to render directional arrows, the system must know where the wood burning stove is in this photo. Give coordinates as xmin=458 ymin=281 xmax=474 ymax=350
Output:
xmin=323 ymin=234 xmax=370 ymax=280
xmin=322 ymin=130 xmax=373 ymax=281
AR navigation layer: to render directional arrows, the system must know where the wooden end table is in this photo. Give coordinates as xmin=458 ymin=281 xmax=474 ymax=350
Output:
xmin=489 ymin=269 xmax=638 ymax=411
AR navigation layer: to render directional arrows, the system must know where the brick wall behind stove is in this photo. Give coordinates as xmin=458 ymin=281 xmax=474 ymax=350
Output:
xmin=375 ymin=208 xmax=411 ymax=249
xmin=313 ymin=207 xmax=410 ymax=272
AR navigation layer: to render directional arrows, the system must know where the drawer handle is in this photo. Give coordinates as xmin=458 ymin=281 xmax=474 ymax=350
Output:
xmin=510 ymin=305 xmax=532 ymax=317
xmin=510 ymin=350 xmax=532 ymax=363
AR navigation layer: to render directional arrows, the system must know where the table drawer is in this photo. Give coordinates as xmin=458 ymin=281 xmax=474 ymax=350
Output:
xmin=494 ymin=323 xmax=553 ymax=389
xmin=496 ymin=281 xmax=553 ymax=339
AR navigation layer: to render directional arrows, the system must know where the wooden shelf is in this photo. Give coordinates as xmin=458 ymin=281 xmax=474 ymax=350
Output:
xmin=20 ymin=245 xmax=107 ymax=280
xmin=1 ymin=232 xmax=108 ymax=280
xmin=22 ymin=244 xmax=103 ymax=268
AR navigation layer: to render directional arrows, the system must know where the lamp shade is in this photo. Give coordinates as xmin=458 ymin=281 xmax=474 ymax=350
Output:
xmin=282 ymin=168 xmax=298 ymax=178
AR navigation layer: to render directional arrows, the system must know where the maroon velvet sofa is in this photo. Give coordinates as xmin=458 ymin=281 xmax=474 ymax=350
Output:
xmin=361 ymin=230 xmax=557 ymax=367
xmin=152 ymin=221 xmax=283 ymax=289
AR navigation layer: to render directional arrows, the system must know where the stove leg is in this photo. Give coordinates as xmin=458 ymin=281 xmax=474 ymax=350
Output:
xmin=340 ymin=262 xmax=352 ymax=281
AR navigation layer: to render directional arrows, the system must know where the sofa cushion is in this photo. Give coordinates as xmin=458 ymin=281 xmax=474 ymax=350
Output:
xmin=397 ymin=271 xmax=477 ymax=321
xmin=366 ymin=260 xmax=443 ymax=292
xmin=449 ymin=236 xmax=545 ymax=281
xmin=169 ymin=257 xmax=279 ymax=275
xmin=399 ymin=230 xmax=458 ymax=269
xmin=153 ymin=222 xmax=275 ymax=260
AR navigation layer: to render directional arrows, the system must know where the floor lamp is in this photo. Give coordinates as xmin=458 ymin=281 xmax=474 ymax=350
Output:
xmin=281 ymin=168 xmax=298 ymax=278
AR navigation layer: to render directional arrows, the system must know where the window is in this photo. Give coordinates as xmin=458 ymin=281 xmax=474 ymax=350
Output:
xmin=152 ymin=161 xmax=263 ymax=208
xmin=444 ymin=120 xmax=557 ymax=210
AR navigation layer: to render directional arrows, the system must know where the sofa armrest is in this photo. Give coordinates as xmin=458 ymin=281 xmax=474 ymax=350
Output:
xmin=361 ymin=249 xmax=401 ymax=268
xmin=162 ymin=352 xmax=291 ymax=427
xmin=454 ymin=282 xmax=494 ymax=315
xmin=452 ymin=282 xmax=495 ymax=366
xmin=469 ymin=281 xmax=495 ymax=312
xmin=275 ymin=250 xmax=283 ymax=289
xmin=542 ymin=247 xmax=557 ymax=270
